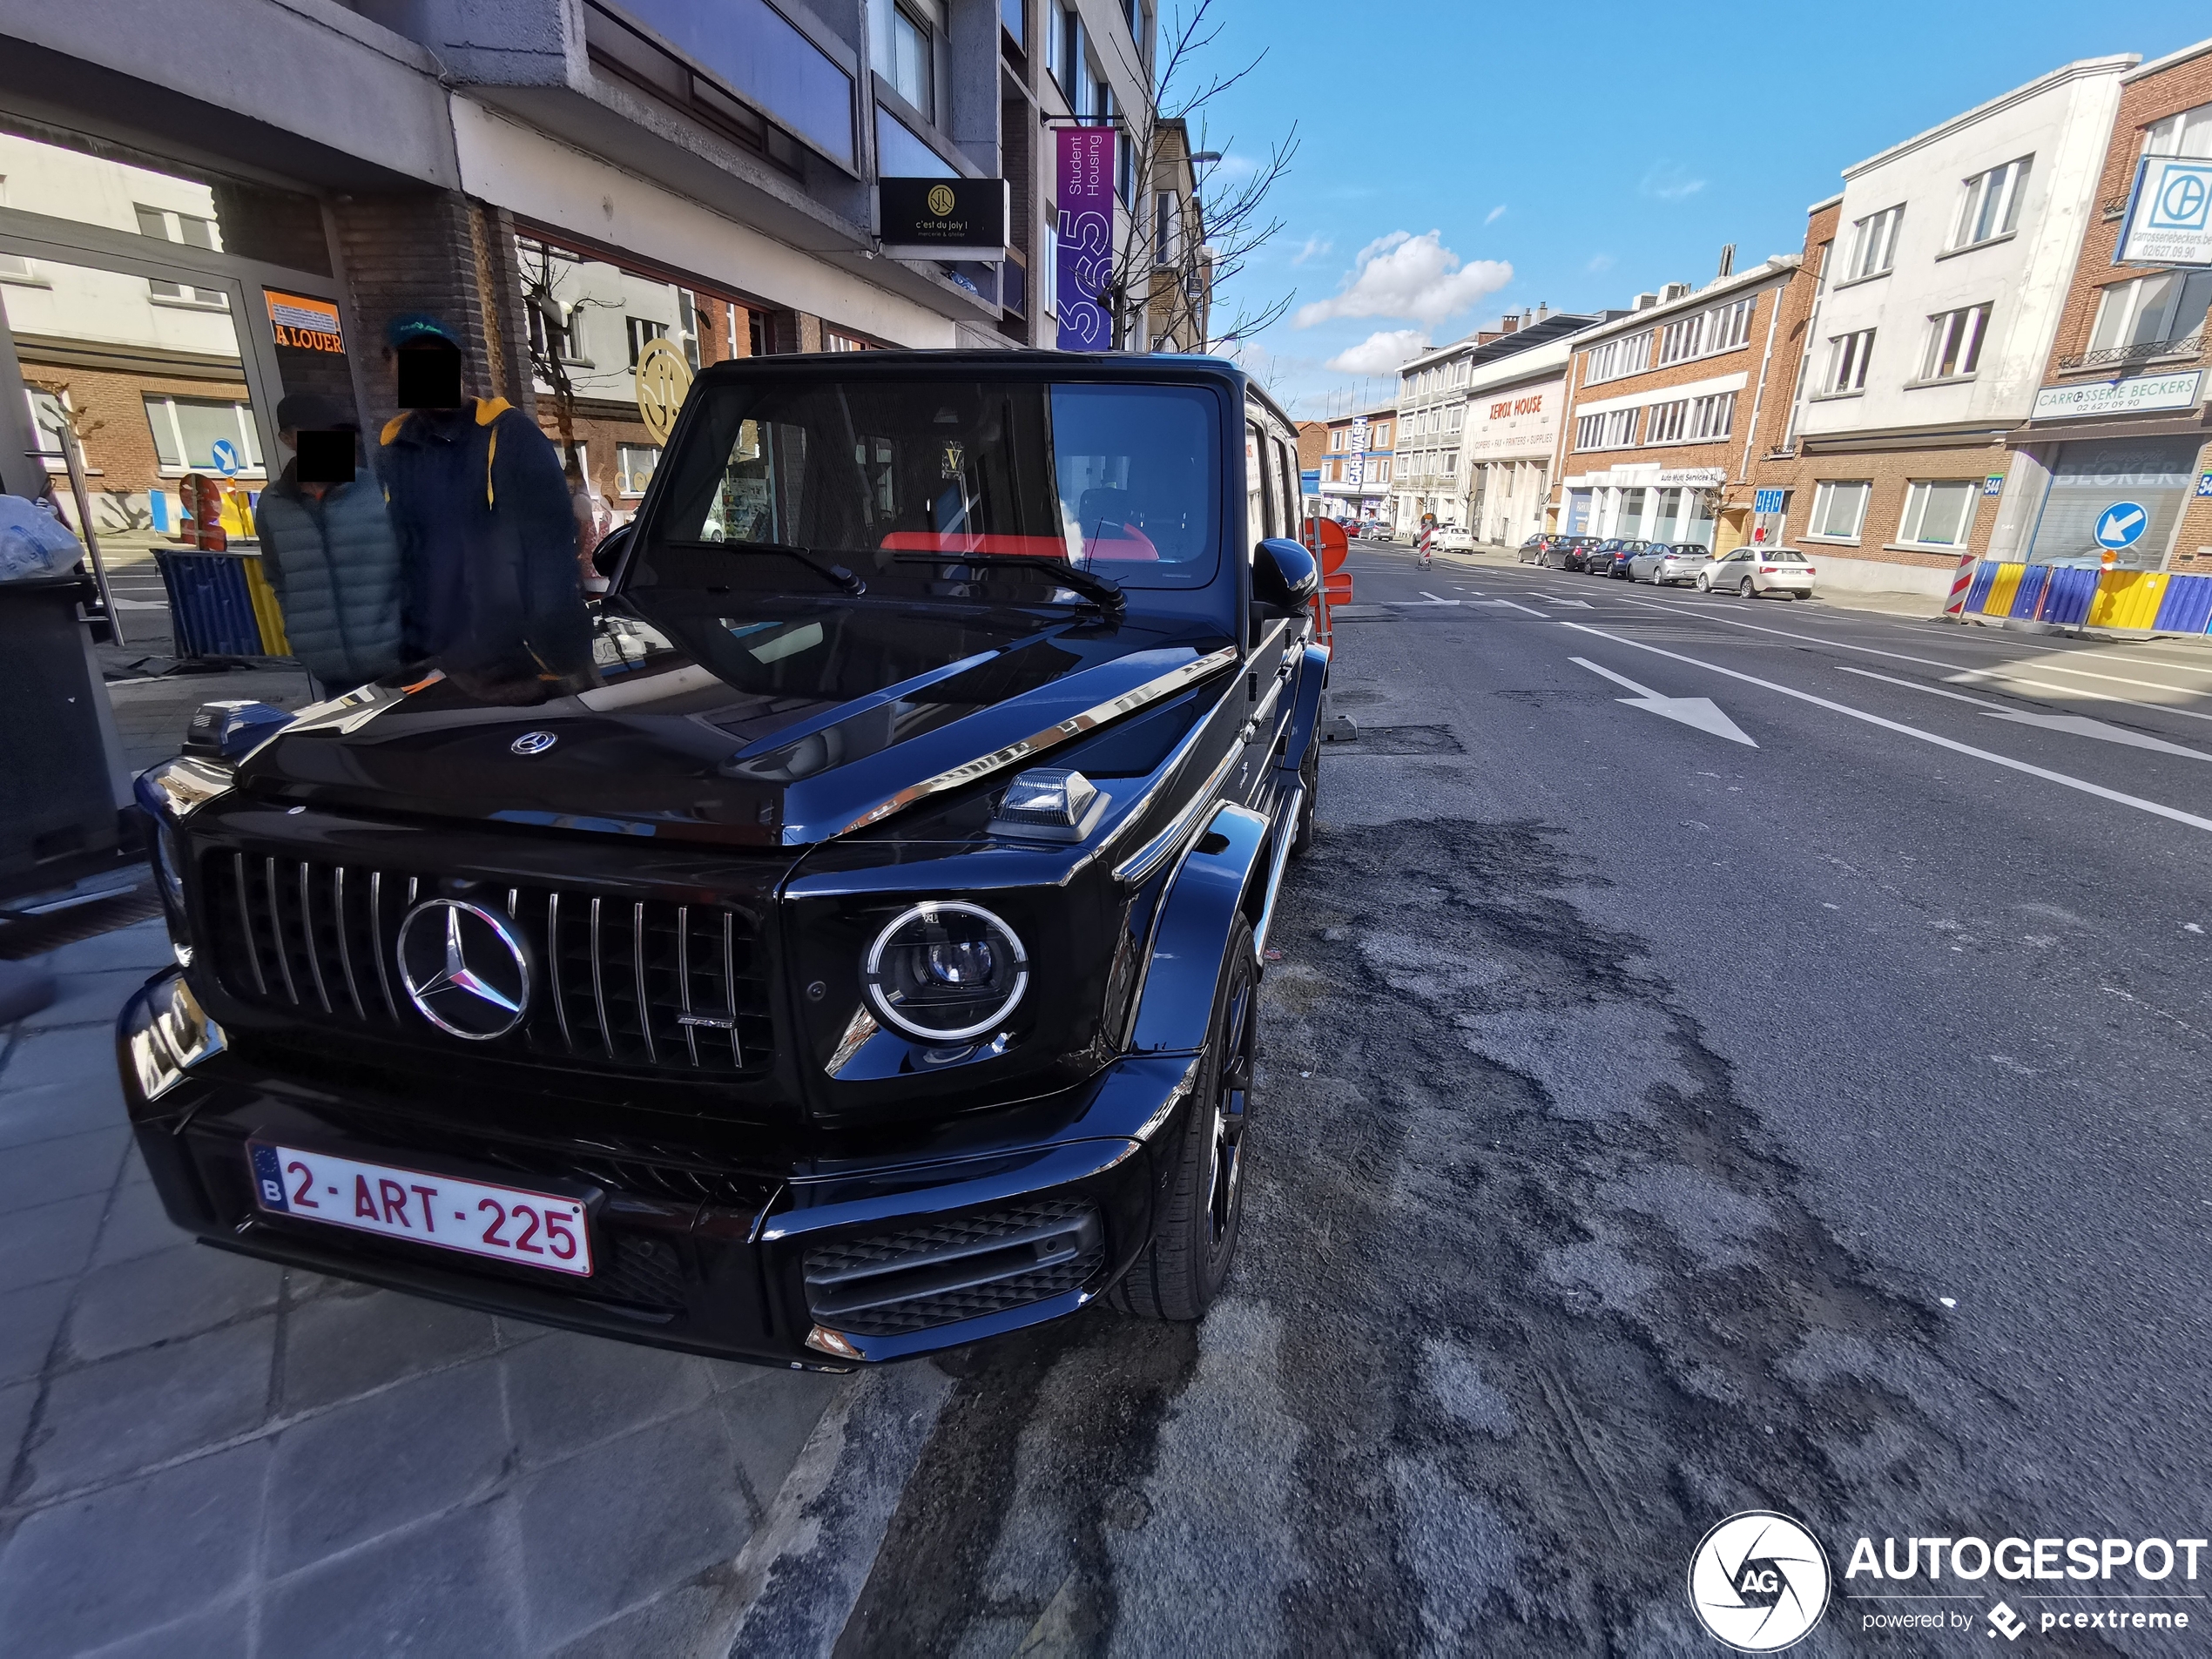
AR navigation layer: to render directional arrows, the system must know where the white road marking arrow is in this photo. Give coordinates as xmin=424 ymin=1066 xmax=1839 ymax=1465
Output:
xmin=1548 ymin=598 xmax=1595 ymax=609
xmin=1835 ymin=665 xmax=2212 ymax=761
xmin=1571 ymin=656 xmax=1758 ymax=746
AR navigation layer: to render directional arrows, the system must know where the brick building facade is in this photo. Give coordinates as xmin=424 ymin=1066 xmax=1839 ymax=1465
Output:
xmin=1994 ymin=39 xmax=2212 ymax=572
xmin=1547 ymin=257 xmax=1804 ymax=554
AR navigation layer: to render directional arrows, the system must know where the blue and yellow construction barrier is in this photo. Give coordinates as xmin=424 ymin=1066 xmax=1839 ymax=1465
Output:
xmin=152 ymin=549 xmax=293 ymax=661
xmin=1956 ymin=563 xmax=2212 ymax=637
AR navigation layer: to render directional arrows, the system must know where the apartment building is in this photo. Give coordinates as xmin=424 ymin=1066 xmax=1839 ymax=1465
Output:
xmin=1548 ymin=255 xmax=1804 ymax=550
xmin=1750 ymin=55 xmax=2135 ymax=591
xmin=0 ymin=0 xmax=1160 ymax=522
xmin=1391 ymin=337 xmax=1477 ymax=530
xmin=1317 ymin=406 xmax=1395 ymax=525
xmin=1995 ymin=38 xmax=2212 ymax=572
xmin=1460 ymin=311 xmax=1608 ymax=548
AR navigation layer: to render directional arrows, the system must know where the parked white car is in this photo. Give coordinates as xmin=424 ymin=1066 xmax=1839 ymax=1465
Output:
xmin=1627 ymin=543 xmax=1712 ymax=586
xmin=1698 ymin=546 xmax=1818 ymax=599
xmin=1436 ymin=526 xmax=1475 ymax=552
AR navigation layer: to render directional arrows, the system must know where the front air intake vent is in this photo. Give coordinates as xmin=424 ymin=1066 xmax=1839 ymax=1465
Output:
xmin=802 ymin=1199 xmax=1104 ymax=1336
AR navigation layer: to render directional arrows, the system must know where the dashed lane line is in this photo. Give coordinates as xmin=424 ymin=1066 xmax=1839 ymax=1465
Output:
xmin=1556 ymin=587 xmax=2212 ymax=727
xmin=1553 ymin=619 xmax=2212 ymax=836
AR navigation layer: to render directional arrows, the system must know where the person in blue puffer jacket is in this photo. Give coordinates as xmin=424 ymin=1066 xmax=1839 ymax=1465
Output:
xmin=254 ymin=393 xmax=405 ymax=694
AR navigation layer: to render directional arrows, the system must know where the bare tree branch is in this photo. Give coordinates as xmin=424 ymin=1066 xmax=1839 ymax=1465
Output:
xmin=1091 ymin=0 xmax=1296 ymax=357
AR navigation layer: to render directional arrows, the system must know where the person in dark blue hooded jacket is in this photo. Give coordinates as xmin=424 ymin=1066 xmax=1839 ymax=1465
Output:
xmin=376 ymin=315 xmax=591 ymax=695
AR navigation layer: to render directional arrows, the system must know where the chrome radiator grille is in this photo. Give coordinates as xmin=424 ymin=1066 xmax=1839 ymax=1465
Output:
xmin=204 ymin=852 xmax=772 ymax=1075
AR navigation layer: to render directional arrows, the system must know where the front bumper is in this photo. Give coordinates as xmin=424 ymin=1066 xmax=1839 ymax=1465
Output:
xmin=118 ymin=970 xmax=1197 ymax=1366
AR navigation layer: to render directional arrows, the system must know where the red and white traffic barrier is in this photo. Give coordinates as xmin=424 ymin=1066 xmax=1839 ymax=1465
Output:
xmin=1944 ymin=549 xmax=1976 ymax=617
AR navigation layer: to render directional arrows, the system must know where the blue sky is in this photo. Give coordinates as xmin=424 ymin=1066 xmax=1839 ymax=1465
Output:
xmin=1181 ymin=1 xmax=2212 ymax=417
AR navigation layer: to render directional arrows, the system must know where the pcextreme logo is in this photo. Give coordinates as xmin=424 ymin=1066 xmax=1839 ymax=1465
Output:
xmin=1688 ymin=1512 xmax=1832 ymax=1651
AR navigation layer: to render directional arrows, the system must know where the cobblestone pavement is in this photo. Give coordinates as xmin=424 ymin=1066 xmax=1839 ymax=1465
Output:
xmin=0 ymin=918 xmax=848 ymax=1657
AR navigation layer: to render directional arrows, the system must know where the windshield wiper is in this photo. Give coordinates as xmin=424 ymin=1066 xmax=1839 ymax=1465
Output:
xmin=669 ymin=540 xmax=865 ymax=595
xmin=888 ymin=552 xmax=1125 ymax=619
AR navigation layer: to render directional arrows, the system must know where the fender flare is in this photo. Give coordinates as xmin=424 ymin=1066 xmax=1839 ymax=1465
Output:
xmin=1276 ymin=643 xmax=1331 ymax=774
xmin=1127 ymin=802 xmax=1269 ymax=1054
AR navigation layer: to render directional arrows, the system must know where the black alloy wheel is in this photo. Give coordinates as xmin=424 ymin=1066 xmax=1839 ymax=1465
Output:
xmin=1112 ymin=914 xmax=1258 ymax=1320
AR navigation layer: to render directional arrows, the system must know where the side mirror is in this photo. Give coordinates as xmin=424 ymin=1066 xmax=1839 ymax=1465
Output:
xmin=1252 ymin=537 xmax=1319 ymax=614
xmin=590 ymin=522 xmax=636 ymax=590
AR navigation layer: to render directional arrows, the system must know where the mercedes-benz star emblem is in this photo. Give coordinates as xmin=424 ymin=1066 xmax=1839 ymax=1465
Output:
xmin=511 ymin=731 xmax=557 ymax=756
xmin=395 ymin=900 xmax=530 ymax=1040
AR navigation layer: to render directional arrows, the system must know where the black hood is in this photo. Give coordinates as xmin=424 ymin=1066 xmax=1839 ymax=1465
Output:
xmin=236 ymin=593 xmax=1234 ymax=846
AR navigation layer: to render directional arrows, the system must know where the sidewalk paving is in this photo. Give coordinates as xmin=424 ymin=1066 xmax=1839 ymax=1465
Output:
xmin=0 ymin=918 xmax=847 ymax=1657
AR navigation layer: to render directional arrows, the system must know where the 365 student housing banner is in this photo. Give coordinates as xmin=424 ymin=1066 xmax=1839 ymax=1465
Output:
xmin=1055 ymin=128 xmax=1116 ymax=351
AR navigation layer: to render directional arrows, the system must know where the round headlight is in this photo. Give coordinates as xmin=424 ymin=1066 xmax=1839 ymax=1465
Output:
xmin=863 ymin=901 xmax=1028 ymax=1042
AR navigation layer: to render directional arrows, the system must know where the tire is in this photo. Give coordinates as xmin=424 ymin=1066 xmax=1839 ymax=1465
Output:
xmin=1696 ymin=576 xmax=1710 ymax=592
xmin=1112 ymin=913 xmax=1258 ymax=1321
xmin=1737 ymin=577 xmax=1754 ymax=597
xmin=1291 ymin=740 xmax=1318 ymax=857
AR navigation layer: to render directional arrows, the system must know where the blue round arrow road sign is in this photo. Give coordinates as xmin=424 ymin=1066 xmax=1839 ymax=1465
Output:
xmin=2094 ymin=502 xmax=2147 ymax=550
xmin=208 ymin=439 xmax=241 ymax=477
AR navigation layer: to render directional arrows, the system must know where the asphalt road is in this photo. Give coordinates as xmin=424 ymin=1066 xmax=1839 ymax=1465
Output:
xmin=808 ymin=552 xmax=2212 ymax=1656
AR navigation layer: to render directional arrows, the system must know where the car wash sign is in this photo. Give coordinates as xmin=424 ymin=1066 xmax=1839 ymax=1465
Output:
xmin=1055 ymin=127 xmax=1116 ymax=350
xmin=2117 ymin=154 xmax=2212 ymax=267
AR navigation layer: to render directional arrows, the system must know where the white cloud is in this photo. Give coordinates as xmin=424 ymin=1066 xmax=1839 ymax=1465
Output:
xmin=1639 ymin=163 xmax=1706 ymax=203
xmin=1587 ymin=253 xmax=1616 ymax=273
xmin=1291 ymin=234 xmax=1333 ymax=266
xmin=1484 ymin=204 xmax=1507 ymax=226
xmin=1325 ymin=329 xmax=1430 ymax=376
xmin=1292 ymin=231 xmax=1513 ymax=328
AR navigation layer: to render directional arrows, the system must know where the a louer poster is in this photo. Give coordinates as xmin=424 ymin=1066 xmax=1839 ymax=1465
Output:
xmin=1055 ymin=127 xmax=1116 ymax=350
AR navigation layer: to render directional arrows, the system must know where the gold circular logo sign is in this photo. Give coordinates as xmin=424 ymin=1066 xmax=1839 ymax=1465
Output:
xmin=927 ymin=184 xmax=956 ymax=218
xmin=633 ymin=336 xmax=693 ymax=446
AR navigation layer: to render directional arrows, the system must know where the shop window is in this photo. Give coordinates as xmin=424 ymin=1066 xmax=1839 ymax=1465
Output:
xmin=1808 ymin=481 xmax=1870 ymax=541
xmin=1919 ymin=304 xmax=1990 ymax=381
xmin=1898 ymin=480 xmax=1976 ymax=548
xmin=1950 ymin=158 xmax=2030 ymax=250
xmin=143 ymin=394 xmax=262 ymax=475
xmin=1826 ymin=329 xmax=1874 ymax=394
xmin=2143 ymin=102 xmax=2212 ymax=159
xmin=2087 ymin=271 xmax=2212 ymax=361
xmin=617 ymin=442 xmax=659 ymax=496
xmin=2027 ymin=437 xmax=2198 ymax=570
xmin=1846 ymin=205 xmax=1903 ymax=280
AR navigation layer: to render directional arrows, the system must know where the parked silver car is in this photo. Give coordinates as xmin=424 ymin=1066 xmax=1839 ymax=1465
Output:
xmin=1628 ymin=543 xmax=1712 ymax=586
xmin=1698 ymin=545 xmax=1819 ymax=598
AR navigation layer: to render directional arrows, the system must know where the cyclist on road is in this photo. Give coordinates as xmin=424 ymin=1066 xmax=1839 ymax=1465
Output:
xmin=1417 ymin=513 xmax=1438 ymax=570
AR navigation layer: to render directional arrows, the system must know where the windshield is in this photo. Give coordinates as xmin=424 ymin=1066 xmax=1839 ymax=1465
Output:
xmin=637 ymin=378 xmax=1220 ymax=593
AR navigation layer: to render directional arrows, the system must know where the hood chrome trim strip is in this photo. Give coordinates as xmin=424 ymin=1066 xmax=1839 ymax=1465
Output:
xmin=820 ymin=646 xmax=1238 ymax=841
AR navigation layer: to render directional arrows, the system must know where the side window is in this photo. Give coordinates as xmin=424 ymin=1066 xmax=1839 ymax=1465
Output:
xmin=1244 ymin=419 xmax=1273 ymax=545
xmin=1271 ymin=435 xmax=1298 ymax=538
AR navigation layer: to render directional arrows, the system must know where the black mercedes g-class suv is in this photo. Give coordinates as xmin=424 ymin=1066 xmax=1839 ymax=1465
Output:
xmin=121 ymin=352 xmax=1327 ymax=1368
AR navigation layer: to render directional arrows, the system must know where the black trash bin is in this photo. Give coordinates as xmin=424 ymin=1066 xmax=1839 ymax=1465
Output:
xmin=0 ymin=572 xmax=143 ymax=914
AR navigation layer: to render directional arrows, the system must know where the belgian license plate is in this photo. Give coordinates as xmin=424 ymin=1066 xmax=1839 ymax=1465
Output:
xmin=247 ymin=1143 xmax=593 ymax=1277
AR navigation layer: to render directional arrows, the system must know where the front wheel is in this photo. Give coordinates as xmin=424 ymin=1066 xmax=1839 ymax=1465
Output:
xmin=1112 ymin=914 xmax=1257 ymax=1321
